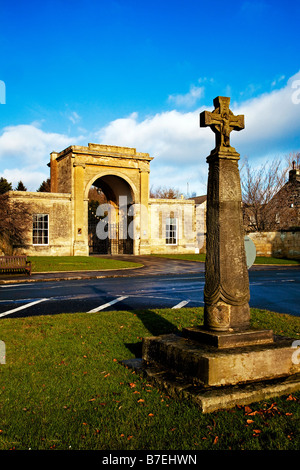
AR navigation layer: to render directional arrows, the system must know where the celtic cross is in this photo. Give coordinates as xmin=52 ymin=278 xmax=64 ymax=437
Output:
xmin=200 ymin=96 xmax=244 ymax=150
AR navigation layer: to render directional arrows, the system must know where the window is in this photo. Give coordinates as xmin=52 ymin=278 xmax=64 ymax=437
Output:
xmin=166 ymin=217 xmax=177 ymax=245
xmin=33 ymin=214 xmax=49 ymax=245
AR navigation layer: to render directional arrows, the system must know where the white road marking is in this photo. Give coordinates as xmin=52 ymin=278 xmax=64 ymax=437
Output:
xmin=172 ymin=300 xmax=189 ymax=309
xmin=88 ymin=296 xmax=128 ymax=313
xmin=0 ymin=298 xmax=48 ymax=318
xmin=0 ymin=284 xmax=29 ymax=288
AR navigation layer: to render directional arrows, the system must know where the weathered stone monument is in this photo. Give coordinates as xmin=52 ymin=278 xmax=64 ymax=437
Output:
xmin=126 ymin=96 xmax=300 ymax=412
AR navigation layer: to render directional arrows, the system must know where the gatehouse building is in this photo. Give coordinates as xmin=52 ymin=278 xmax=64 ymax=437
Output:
xmin=6 ymin=143 xmax=206 ymax=256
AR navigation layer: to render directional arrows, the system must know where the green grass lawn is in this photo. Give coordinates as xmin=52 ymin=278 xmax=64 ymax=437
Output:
xmin=151 ymin=253 xmax=300 ymax=265
xmin=0 ymin=307 xmax=299 ymax=450
xmin=20 ymin=254 xmax=299 ymax=274
xmin=27 ymin=256 xmax=143 ymax=273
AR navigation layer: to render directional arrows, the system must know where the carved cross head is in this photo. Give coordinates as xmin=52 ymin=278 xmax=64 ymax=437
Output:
xmin=200 ymin=96 xmax=244 ymax=150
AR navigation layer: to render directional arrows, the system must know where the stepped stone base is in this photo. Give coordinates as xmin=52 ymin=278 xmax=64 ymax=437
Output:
xmin=182 ymin=326 xmax=274 ymax=349
xmin=122 ymin=327 xmax=300 ymax=412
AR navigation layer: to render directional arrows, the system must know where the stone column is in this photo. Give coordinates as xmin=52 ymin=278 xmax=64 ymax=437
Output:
xmin=50 ymin=152 xmax=58 ymax=193
xmin=139 ymin=170 xmax=150 ymax=254
xmin=73 ymin=162 xmax=89 ymax=256
xmin=204 ymin=148 xmax=250 ymax=331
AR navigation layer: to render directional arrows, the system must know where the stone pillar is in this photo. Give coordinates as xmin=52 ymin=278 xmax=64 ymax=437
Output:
xmin=50 ymin=152 xmax=58 ymax=193
xmin=73 ymin=163 xmax=88 ymax=256
xmin=204 ymin=148 xmax=250 ymax=331
xmin=139 ymin=170 xmax=150 ymax=254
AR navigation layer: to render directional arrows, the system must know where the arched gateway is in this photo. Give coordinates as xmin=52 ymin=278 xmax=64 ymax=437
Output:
xmin=87 ymin=174 xmax=135 ymax=255
xmin=49 ymin=143 xmax=152 ymax=256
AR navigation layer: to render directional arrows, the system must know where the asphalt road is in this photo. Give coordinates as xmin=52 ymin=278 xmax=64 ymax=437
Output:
xmin=0 ymin=261 xmax=299 ymax=319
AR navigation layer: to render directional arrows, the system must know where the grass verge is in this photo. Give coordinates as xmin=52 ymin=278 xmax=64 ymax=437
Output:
xmin=0 ymin=307 xmax=299 ymax=450
xmin=151 ymin=253 xmax=299 ymax=265
xmin=27 ymin=256 xmax=143 ymax=273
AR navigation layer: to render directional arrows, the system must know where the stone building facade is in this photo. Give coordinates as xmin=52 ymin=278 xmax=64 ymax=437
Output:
xmin=264 ymin=163 xmax=300 ymax=230
xmin=245 ymin=164 xmax=300 ymax=259
xmin=6 ymin=143 xmax=206 ymax=256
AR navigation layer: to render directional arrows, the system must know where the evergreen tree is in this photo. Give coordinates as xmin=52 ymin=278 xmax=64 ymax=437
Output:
xmin=0 ymin=177 xmax=12 ymax=194
xmin=15 ymin=180 xmax=27 ymax=191
xmin=37 ymin=178 xmax=51 ymax=192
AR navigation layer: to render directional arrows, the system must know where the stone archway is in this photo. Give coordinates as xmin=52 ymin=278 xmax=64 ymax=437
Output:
xmin=49 ymin=143 xmax=153 ymax=256
xmin=87 ymin=174 xmax=135 ymax=255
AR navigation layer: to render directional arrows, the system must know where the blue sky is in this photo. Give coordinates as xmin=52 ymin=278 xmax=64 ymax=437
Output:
xmin=1 ymin=0 xmax=300 ymax=193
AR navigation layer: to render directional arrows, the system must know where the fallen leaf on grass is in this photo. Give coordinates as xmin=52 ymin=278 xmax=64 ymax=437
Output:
xmin=246 ymin=419 xmax=254 ymax=424
xmin=247 ymin=410 xmax=260 ymax=416
xmin=286 ymin=395 xmax=297 ymax=401
xmin=213 ymin=436 xmax=219 ymax=445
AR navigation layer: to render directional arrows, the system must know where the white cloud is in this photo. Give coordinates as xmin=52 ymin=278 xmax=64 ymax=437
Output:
xmin=68 ymin=111 xmax=81 ymax=124
xmin=2 ymin=168 xmax=49 ymax=192
xmin=1 ymin=71 xmax=300 ymax=196
xmin=96 ymin=71 xmax=300 ymax=194
xmin=231 ymin=71 xmax=300 ymax=155
xmin=0 ymin=124 xmax=85 ymax=190
xmin=271 ymin=75 xmax=285 ymax=87
xmin=168 ymin=85 xmax=204 ymax=108
xmin=96 ymin=108 xmax=213 ymax=195
xmin=0 ymin=124 xmax=75 ymax=167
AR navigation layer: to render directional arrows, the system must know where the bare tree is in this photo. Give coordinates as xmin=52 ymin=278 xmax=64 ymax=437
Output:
xmin=0 ymin=194 xmax=32 ymax=254
xmin=240 ymin=157 xmax=288 ymax=232
xmin=150 ymin=185 xmax=182 ymax=199
xmin=284 ymin=151 xmax=300 ymax=170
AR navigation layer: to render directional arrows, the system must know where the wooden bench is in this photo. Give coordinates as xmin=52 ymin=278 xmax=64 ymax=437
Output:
xmin=0 ymin=256 xmax=32 ymax=276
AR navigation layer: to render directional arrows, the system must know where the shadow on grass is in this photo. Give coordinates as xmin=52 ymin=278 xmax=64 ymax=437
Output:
xmin=125 ymin=308 xmax=179 ymax=358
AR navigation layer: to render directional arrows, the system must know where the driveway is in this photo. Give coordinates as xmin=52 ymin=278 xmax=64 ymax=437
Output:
xmin=0 ymin=255 xmax=205 ymax=284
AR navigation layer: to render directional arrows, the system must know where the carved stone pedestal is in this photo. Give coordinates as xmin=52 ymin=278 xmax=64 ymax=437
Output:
xmin=135 ymin=330 xmax=300 ymax=413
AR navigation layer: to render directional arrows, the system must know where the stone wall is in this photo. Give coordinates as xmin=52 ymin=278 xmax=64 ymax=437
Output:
xmin=8 ymin=191 xmax=73 ymax=256
xmin=248 ymin=231 xmax=300 ymax=259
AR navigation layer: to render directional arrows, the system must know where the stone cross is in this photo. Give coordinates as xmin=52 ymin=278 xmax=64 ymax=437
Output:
xmin=199 ymin=96 xmax=250 ymax=332
xmin=200 ymin=96 xmax=244 ymax=150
